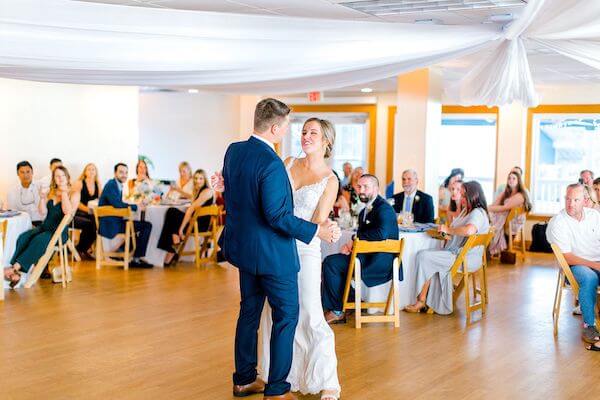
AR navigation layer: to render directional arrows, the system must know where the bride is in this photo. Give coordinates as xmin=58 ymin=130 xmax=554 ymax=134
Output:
xmin=258 ymin=117 xmax=341 ymax=400
xmin=214 ymin=117 xmax=341 ymax=399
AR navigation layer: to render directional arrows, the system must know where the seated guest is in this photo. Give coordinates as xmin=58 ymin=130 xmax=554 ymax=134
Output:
xmin=583 ymin=184 xmax=599 ymax=210
xmin=99 ymin=163 xmax=152 ymax=268
xmin=72 ymin=163 xmax=102 ymax=258
xmin=5 ymin=166 xmax=79 ymax=287
xmin=342 ymin=167 xmax=364 ymax=209
xmin=322 ymin=174 xmax=399 ymax=324
xmin=391 ymin=169 xmax=434 ymax=223
xmin=166 ymin=161 xmax=194 ymax=201
xmin=446 ymin=180 xmax=464 ymax=224
xmin=546 ymin=184 xmax=600 ymax=349
xmin=592 ymin=177 xmax=600 ymax=207
xmin=494 ymin=166 xmax=528 ymax=200
xmin=488 ymin=171 xmax=532 ymax=255
xmin=405 ymin=181 xmax=490 ymax=314
xmin=7 ymin=161 xmax=44 ymax=226
xmin=330 ymin=171 xmax=349 ymax=218
xmin=127 ymin=158 xmax=154 ymax=197
xmin=438 ymin=168 xmax=464 ymax=221
xmin=580 ymin=169 xmax=597 ymax=203
xmin=158 ymin=169 xmax=214 ymax=265
xmin=340 ymin=162 xmax=352 ymax=188
xmin=38 ymin=158 xmax=63 ymax=192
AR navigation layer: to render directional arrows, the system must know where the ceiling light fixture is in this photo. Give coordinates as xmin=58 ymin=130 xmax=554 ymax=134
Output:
xmin=339 ymin=0 xmax=526 ymax=16
xmin=187 ymin=89 xmax=199 ymax=94
xmin=361 ymin=87 xmax=373 ymax=93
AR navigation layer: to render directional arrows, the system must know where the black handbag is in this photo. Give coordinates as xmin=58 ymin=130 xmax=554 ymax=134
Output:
xmin=529 ymin=222 xmax=553 ymax=253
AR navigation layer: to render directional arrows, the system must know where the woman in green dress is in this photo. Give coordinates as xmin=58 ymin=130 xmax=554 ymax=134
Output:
xmin=4 ymin=165 xmax=79 ymax=287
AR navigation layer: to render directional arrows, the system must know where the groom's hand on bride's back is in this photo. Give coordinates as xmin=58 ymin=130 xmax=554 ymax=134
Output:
xmin=318 ymin=220 xmax=341 ymax=243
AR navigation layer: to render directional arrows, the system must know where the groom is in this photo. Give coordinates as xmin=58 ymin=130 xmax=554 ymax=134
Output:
xmin=218 ymin=98 xmax=340 ymax=399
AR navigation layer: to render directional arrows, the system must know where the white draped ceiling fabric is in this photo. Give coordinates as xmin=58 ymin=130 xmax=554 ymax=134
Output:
xmin=0 ymin=0 xmax=599 ymax=106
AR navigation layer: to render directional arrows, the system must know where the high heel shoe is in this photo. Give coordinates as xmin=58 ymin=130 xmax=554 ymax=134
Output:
xmin=403 ymin=301 xmax=428 ymax=313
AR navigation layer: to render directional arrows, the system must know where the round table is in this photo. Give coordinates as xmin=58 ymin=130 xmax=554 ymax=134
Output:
xmin=1 ymin=212 xmax=33 ymax=267
xmin=320 ymin=229 xmax=442 ymax=310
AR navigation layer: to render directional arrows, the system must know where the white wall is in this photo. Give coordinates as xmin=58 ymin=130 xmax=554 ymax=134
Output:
xmin=0 ymin=78 xmax=139 ymax=205
xmin=139 ymin=91 xmax=241 ymax=179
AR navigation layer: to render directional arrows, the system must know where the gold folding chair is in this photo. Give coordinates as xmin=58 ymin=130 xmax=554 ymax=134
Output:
xmin=0 ymin=219 xmax=7 ymax=253
xmin=93 ymin=206 xmax=136 ymax=270
xmin=342 ymin=238 xmax=405 ymax=329
xmin=551 ymin=243 xmax=600 ymax=336
xmin=24 ymin=213 xmax=74 ymax=288
xmin=505 ymin=206 xmax=527 ymax=260
xmin=445 ymin=230 xmax=494 ymax=325
xmin=178 ymin=205 xmax=222 ymax=267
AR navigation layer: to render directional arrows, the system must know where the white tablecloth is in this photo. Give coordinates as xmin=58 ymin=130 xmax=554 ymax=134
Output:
xmin=99 ymin=204 xmax=195 ymax=267
xmin=321 ymin=229 xmax=442 ymax=310
xmin=1 ymin=212 xmax=33 ymax=267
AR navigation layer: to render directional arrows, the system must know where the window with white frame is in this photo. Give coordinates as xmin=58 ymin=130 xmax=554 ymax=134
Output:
xmin=283 ymin=113 xmax=369 ymax=177
xmin=530 ymin=114 xmax=600 ymax=214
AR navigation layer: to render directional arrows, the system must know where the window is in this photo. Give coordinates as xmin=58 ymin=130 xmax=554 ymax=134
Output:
xmin=530 ymin=113 xmax=600 ymax=214
xmin=283 ymin=113 xmax=369 ymax=177
xmin=427 ymin=113 xmax=497 ymax=204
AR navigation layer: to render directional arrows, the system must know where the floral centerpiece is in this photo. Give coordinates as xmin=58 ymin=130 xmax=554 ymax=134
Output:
xmin=128 ymin=180 xmax=162 ymax=205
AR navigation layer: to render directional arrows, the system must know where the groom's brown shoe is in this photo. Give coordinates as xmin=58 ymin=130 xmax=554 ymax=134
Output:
xmin=264 ymin=392 xmax=297 ymax=400
xmin=233 ymin=378 xmax=266 ymax=397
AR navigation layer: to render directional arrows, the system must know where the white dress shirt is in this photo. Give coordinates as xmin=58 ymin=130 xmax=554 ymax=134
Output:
xmin=7 ymin=182 xmax=44 ymax=222
xmin=547 ymin=208 xmax=600 ymax=261
xmin=252 ymin=134 xmax=276 ymax=151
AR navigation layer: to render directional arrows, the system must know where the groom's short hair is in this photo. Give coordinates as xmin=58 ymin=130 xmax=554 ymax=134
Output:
xmin=254 ymin=98 xmax=291 ymax=132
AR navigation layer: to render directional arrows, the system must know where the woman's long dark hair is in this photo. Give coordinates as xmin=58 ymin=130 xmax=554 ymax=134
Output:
xmin=449 ymin=180 xmax=464 ymax=212
xmin=443 ymin=168 xmax=464 ymax=188
xmin=463 ymin=181 xmax=488 ymax=218
xmin=500 ymin=172 xmax=532 ymax=212
xmin=193 ymin=169 xmax=209 ymax=200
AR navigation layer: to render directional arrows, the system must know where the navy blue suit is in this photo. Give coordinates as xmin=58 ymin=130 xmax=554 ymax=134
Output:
xmin=221 ymin=136 xmax=317 ymax=396
xmin=98 ymin=178 xmax=152 ymax=258
xmin=392 ymin=190 xmax=435 ymax=224
xmin=322 ymin=195 xmax=400 ymax=312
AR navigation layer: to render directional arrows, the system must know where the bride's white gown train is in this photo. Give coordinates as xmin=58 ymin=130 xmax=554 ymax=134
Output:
xmin=258 ymin=163 xmax=341 ymax=398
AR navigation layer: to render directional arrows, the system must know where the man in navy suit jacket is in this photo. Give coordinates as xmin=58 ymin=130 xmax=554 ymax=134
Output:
xmin=322 ymin=174 xmax=400 ymax=324
xmin=98 ymin=163 xmax=153 ymax=268
xmin=218 ymin=99 xmax=339 ymax=399
xmin=392 ymin=169 xmax=434 ymax=224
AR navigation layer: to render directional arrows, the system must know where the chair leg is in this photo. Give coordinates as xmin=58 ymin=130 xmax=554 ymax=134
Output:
xmin=124 ymin=224 xmax=130 ymax=271
xmin=67 ymin=239 xmax=81 ymax=263
xmin=553 ymin=271 xmax=564 ymax=337
xmin=392 ymin=260 xmax=400 ymax=327
xmin=96 ymin=235 xmax=102 ymax=269
xmin=354 ymin=259 xmax=362 ymax=329
xmin=482 ymin=264 xmax=489 ymax=305
xmin=194 ymin=230 xmax=200 ymax=268
xmin=464 ymin=271 xmax=471 ymax=325
xmin=62 ymin=243 xmax=69 ymax=288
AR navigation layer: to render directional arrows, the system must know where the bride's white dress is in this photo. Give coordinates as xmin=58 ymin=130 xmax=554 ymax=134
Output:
xmin=258 ymin=161 xmax=341 ymax=397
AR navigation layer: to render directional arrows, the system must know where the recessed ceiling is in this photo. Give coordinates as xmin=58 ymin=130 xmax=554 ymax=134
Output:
xmin=71 ymin=0 xmax=525 ymax=24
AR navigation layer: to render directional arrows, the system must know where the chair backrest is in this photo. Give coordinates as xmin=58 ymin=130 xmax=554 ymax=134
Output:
xmin=504 ymin=206 xmax=526 ymax=231
xmin=349 ymin=239 xmax=405 ymax=273
xmin=93 ymin=206 xmax=132 ymax=226
xmin=194 ymin=204 xmax=220 ymax=218
xmin=551 ymin=243 xmax=580 ymax=294
xmin=449 ymin=229 xmax=495 ymax=276
xmin=0 ymin=219 xmax=7 ymax=251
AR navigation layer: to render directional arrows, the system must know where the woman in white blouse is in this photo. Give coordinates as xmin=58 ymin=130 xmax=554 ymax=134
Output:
xmin=166 ymin=161 xmax=194 ymax=201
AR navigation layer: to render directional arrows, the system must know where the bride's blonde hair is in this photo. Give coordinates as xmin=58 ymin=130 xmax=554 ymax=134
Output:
xmin=303 ymin=118 xmax=336 ymax=158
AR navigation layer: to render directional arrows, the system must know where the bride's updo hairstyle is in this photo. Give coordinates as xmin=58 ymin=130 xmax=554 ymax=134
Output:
xmin=303 ymin=117 xmax=336 ymax=158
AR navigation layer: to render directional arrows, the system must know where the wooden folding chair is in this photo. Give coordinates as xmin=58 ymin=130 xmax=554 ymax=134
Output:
xmin=551 ymin=243 xmax=600 ymax=336
xmin=178 ymin=205 xmax=222 ymax=267
xmin=67 ymin=223 xmax=82 ymax=263
xmin=24 ymin=213 xmax=74 ymax=288
xmin=342 ymin=238 xmax=405 ymax=329
xmin=445 ymin=230 xmax=494 ymax=325
xmin=93 ymin=206 xmax=136 ymax=270
xmin=505 ymin=206 xmax=527 ymax=260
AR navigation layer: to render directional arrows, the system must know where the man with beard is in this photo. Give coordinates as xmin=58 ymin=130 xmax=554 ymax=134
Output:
xmin=321 ymin=174 xmax=400 ymax=324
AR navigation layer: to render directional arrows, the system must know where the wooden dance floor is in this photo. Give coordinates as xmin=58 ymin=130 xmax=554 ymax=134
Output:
xmin=2 ymin=254 xmax=600 ymax=399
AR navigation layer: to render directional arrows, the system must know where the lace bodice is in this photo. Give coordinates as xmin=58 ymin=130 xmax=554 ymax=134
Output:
xmin=286 ymin=159 xmax=332 ymax=246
